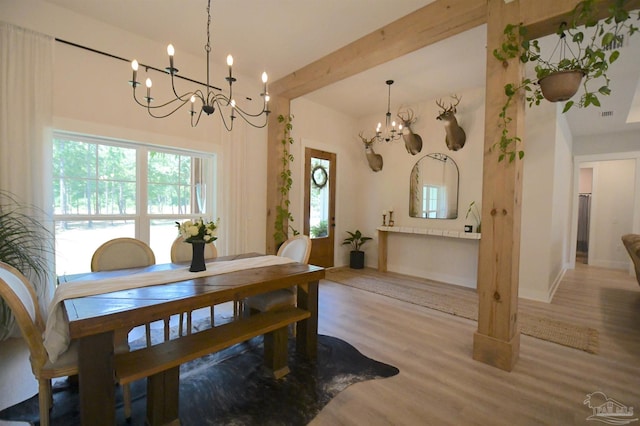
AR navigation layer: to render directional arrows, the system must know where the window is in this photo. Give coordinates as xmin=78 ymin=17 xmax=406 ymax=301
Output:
xmin=52 ymin=132 xmax=216 ymax=275
xmin=309 ymin=158 xmax=330 ymax=238
xmin=422 ymin=185 xmax=448 ymax=218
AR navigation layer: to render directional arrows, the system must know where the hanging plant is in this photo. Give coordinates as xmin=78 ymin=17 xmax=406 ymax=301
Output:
xmin=492 ymin=0 xmax=639 ymax=162
xmin=273 ymin=114 xmax=299 ymax=247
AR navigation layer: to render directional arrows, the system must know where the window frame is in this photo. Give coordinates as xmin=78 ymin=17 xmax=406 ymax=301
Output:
xmin=52 ymin=131 xmax=216 ymax=272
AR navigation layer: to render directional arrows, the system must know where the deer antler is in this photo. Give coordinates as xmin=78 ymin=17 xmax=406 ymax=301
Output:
xmin=436 ymin=98 xmax=449 ymax=113
xmin=397 ymin=108 xmax=416 ymax=125
xmin=436 ymin=95 xmax=462 ymax=114
xmin=358 ymin=132 xmax=375 ymax=146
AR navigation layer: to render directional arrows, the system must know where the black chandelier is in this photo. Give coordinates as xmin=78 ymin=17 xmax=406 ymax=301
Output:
xmin=128 ymin=0 xmax=270 ymax=130
xmin=375 ymin=80 xmax=402 ymax=142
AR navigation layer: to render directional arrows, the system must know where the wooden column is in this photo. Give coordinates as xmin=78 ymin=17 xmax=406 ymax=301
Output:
xmin=472 ymin=0 xmax=524 ymax=372
xmin=266 ymin=95 xmax=291 ymax=255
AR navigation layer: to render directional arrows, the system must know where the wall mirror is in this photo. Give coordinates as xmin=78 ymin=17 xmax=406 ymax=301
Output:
xmin=409 ymin=153 xmax=459 ymax=219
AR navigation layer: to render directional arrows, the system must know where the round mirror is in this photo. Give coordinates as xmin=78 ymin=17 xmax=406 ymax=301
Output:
xmin=409 ymin=153 xmax=459 ymax=219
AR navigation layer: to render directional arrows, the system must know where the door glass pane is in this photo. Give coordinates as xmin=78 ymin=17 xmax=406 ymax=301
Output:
xmin=309 ymin=158 xmax=330 ymax=239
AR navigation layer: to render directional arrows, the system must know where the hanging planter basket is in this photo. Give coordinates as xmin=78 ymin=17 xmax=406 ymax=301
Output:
xmin=538 ymin=70 xmax=585 ymax=102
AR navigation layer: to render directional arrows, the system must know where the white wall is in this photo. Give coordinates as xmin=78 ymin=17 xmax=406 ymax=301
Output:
xmin=579 ymin=168 xmax=593 ymax=193
xmin=551 ymin=111 xmax=574 ymax=293
xmin=574 ymin=129 xmax=640 ymax=156
xmin=518 ymin=101 xmax=575 ymax=302
xmin=519 ymin=101 xmax=556 ymax=300
xmin=586 ymin=159 xmax=636 ymax=269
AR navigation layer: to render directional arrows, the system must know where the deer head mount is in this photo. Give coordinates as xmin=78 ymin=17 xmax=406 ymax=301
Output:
xmin=397 ymin=108 xmax=423 ymax=155
xmin=358 ymin=132 xmax=383 ymax=172
xmin=436 ymin=95 xmax=466 ymax=151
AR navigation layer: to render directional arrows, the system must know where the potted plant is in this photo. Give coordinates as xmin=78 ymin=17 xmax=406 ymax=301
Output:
xmin=465 ymin=201 xmax=481 ymax=233
xmin=342 ymin=229 xmax=372 ymax=269
xmin=0 ymin=190 xmax=53 ymax=340
xmin=492 ymin=0 xmax=639 ymax=162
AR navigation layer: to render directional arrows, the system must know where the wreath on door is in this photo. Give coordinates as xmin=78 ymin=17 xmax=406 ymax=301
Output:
xmin=311 ymin=165 xmax=328 ymax=189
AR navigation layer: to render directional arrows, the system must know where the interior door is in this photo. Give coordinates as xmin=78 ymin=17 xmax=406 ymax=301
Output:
xmin=304 ymin=148 xmax=336 ymax=267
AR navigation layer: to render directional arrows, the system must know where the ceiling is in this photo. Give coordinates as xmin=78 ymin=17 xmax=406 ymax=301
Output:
xmin=43 ymin=0 xmax=640 ymax=138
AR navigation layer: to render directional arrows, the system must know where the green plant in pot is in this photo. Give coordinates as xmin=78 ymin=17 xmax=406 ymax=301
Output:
xmin=0 ymin=190 xmax=53 ymax=340
xmin=493 ymin=0 xmax=639 ymax=162
xmin=465 ymin=201 xmax=481 ymax=233
xmin=342 ymin=229 xmax=372 ymax=269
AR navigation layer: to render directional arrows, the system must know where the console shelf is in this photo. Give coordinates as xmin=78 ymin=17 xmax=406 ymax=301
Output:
xmin=377 ymin=227 xmax=481 ymax=272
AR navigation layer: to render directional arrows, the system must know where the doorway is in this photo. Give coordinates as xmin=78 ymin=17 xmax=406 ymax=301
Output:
xmin=572 ymin=157 xmax=637 ymax=271
xmin=577 ymin=193 xmax=591 ymax=264
xmin=303 ymin=148 xmax=336 ymax=267
xmin=577 ymin=167 xmax=593 ymax=264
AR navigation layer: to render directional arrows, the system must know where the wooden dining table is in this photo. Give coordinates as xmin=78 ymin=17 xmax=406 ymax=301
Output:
xmin=59 ymin=253 xmax=324 ymax=425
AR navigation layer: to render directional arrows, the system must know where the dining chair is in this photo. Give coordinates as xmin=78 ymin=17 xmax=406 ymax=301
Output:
xmin=170 ymin=235 xmax=219 ymax=334
xmin=91 ymin=237 xmax=157 ymax=272
xmin=0 ymin=261 xmax=78 ymax=426
xmin=90 ymin=237 xmax=157 ymax=420
xmin=243 ymin=234 xmax=312 ymax=317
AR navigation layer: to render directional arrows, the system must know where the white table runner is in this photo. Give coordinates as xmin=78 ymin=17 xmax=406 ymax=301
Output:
xmin=44 ymin=255 xmax=294 ymax=362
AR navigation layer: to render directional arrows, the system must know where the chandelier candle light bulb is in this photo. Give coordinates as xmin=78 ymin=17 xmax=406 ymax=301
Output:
xmin=131 ymin=60 xmax=139 ymax=86
xmin=145 ymin=78 xmax=152 ymax=102
xmin=167 ymin=44 xmax=177 ymax=74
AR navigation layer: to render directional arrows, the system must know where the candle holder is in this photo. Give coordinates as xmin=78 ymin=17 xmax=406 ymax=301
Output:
xmin=388 ymin=211 xmax=394 ymax=227
xmin=382 ymin=214 xmax=387 ymax=226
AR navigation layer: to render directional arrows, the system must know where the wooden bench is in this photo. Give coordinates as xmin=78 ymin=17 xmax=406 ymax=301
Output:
xmin=115 ymin=306 xmax=310 ymax=385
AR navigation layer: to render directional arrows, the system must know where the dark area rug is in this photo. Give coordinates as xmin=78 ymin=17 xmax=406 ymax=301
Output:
xmin=0 ymin=334 xmax=399 ymax=425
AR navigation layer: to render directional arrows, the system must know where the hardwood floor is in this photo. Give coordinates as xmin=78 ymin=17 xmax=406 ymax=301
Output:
xmin=312 ymin=264 xmax=640 ymax=426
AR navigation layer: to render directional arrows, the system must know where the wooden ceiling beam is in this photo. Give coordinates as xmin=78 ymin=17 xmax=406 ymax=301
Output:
xmin=268 ymin=0 xmax=486 ymax=99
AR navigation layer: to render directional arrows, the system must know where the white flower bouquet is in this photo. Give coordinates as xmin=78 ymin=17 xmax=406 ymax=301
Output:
xmin=176 ymin=218 xmax=218 ymax=243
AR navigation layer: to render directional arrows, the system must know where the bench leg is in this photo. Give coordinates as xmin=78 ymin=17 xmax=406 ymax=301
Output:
xmin=264 ymin=327 xmax=289 ymax=379
xmin=147 ymin=366 xmax=180 ymax=426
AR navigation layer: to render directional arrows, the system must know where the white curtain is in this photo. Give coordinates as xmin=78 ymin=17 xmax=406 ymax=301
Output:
xmin=0 ymin=22 xmax=54 ymax=336
xmin=220 ymin=120 xmax=249 ymax=256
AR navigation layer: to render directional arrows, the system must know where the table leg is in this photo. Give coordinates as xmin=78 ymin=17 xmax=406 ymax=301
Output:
xmin=78 ymin=331 xmax=115 ymax=425
xmin=296 ymin=279 xmax=318 ymax=358
xmin=147 ymin=367 xmax=180 ymax=426
xmin=264 ymin=327 xmax=290 ymax=379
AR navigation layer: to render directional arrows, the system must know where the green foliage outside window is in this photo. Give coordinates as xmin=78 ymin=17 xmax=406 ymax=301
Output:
xmin=310 ymin=220 xmax=328 ymax=238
